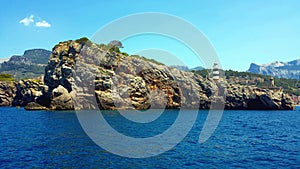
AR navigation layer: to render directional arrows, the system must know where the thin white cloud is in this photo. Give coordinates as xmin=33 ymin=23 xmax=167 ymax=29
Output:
xmin=19 ymin=14 xmax=51 ymax=28
xmin=19 ymin=15 xmax=34 ymax=26
xmin=35 ymin=20 xmax=51 ymax=28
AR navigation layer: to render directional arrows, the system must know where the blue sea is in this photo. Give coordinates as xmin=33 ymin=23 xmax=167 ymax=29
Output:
xmin=0 ymin=107 xmax=299 ymax=168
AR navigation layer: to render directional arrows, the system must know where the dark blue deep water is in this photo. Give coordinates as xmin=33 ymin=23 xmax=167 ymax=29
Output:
xmin=0 ymin=107 xmax=299 ymax=168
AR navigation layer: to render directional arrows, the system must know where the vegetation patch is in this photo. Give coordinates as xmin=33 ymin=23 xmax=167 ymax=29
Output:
xmin=0 ymin=73 xmax=16 ymax=81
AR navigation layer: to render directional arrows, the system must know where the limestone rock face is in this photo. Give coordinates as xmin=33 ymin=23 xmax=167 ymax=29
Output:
xmin=4 ymin=38 xmax=293 ymax=111
xmin=25 ymin=102 xmax=47 ymax=110
xmin=0 ymin=80 xmax=46 ymax=108
xmin=70 ymin=42 xmax=207 ymax=110
xmin=0 ymin=82 xmax=16 ymax=106
xmin=12 ymin=80 xmax=43 ymax=107
xmin=44 ymin=40 xmax=83 ymax=92
xmin=50 ymin=85 xmax=74 ymax=110
xmin=225 ymin=84 xmax=294 ymax=110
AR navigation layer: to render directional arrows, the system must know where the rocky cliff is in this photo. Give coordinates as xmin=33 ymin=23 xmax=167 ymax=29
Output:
xmin=0 ymin=80 xmax=45 ymax=107
xmin=0 ymin=38 xmax=295 ymax=110
xmin=0 ymin=82 xmax=16 ymax=106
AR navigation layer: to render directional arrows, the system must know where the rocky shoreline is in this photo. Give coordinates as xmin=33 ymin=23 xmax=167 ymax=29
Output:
xmin=0 ymin=38 xmax=295 ymax=111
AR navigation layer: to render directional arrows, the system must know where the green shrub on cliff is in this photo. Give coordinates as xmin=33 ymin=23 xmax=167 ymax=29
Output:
xmin=95 ymin=43 xmax=121 ymax=53
xmin=0 ymin=73 xmax=16 ymax=81
xmin=274 ymin=78 xmax=300 ymax=96
xmin=75 ymin=37 xmax=92 ymax=46
xmin=121 ymin=52 xmax=129 ymax=56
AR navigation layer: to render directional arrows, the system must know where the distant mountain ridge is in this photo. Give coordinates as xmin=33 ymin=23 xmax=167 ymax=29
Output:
xmin=171 ymin=65 xmax=204 ymax=71
xmin=248 ymin=59 xmax=300 ymax=80
xmin=23 ymin=49 xmax=50 ymax=64
xmin=0 ymin=49 xmax=51 ymax=79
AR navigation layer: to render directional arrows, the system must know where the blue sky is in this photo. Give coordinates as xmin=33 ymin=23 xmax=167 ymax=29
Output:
xmin=0 ymin=0 xmax=299 ymax=71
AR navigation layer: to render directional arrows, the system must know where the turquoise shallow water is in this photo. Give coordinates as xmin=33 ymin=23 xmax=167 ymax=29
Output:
xmin=0 ymin=107 xmax=299 ymax=168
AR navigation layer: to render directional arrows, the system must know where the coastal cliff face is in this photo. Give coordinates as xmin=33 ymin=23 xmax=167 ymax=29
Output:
xmin=39 ymin=39 xmax=205 ymax=110
xmin=225 ymin=84 xmax=294 ymax=110
xmin=0 ymin=80 xmax=44 ymax=107
xmin=0 ymin=82 xmax=16 ymax=106
xmin=0 ymin=38 xmax=295 ymax=110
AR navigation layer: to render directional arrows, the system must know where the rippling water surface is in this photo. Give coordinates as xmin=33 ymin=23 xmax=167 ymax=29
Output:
xmin=0 ymin=107 xmax=299 ymax=168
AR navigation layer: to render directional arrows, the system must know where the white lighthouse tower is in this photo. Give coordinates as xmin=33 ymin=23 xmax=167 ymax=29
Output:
xmin=213 ymin=63 xmax=220 ymax=82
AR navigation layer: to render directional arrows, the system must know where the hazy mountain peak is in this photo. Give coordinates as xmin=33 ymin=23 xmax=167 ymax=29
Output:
xmin=0 ymin=49 xmax=51 ymax=79
xmin=248 ymin=59 xmax=300 ymax=79
xmin=170 ymin=65 xmax=204 ymax=71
